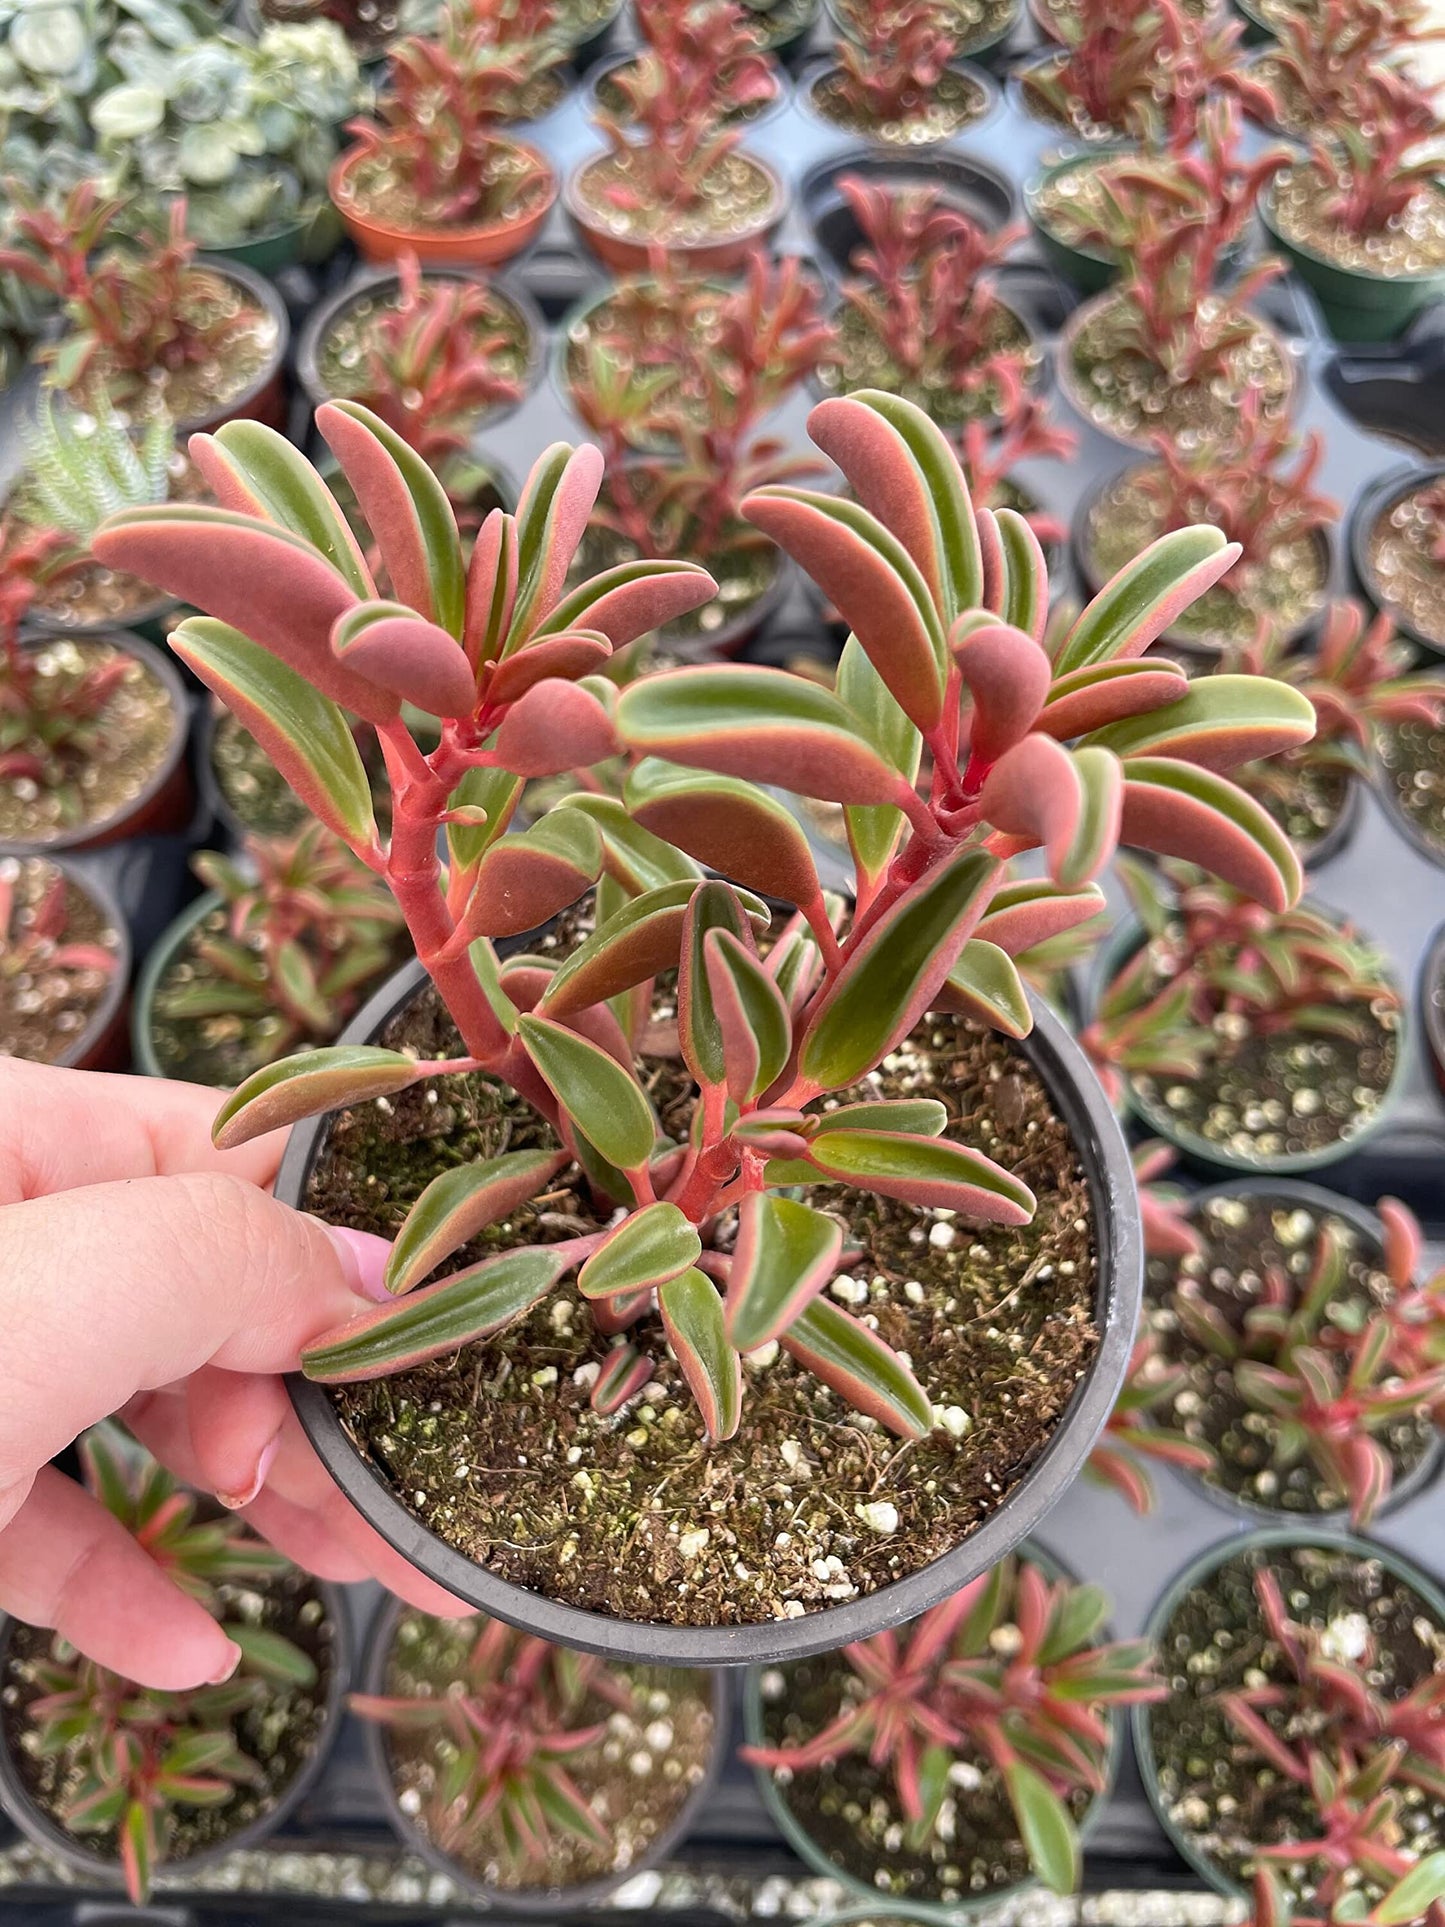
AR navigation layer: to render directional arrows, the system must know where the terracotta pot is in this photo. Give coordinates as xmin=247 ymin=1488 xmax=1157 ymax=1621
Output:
xmin=563 ymin=149 xmax=788 ymax=277
xmin=329 ymin=139 xmax=558 ymax=269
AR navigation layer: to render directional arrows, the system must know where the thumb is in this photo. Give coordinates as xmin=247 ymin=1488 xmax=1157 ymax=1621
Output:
xmin=0 ymin=1170 xmax=391 ymax=1498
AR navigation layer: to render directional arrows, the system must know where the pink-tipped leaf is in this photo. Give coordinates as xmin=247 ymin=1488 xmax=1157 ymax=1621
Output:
xmin=979 ymin=737 xmax=1121 ymax=886
xmin=725 ymin=1193 xmax=843 ymax=1352
xmin=331 ymin=601 xmax=476 ymax=718
xmin=781 ymin=1297 xmax=933 ymax=1438
xmin=592 ymin=1343 xmax=653 ymax=1415
xmin=538 ymin=879 xmax=765 ymax=1017
xmin=484 ymin=629 xmax=613 ymax=707
xmin=973 ymin=878 xmax=1106 ymax=955
xmin=538 ymin=557 xmax=719 ymax=648
xmin=705 ymin=925 xmax=792 ymax=1103
xmin=995 ymin=507 xmax=1048 ymax=643
xmin=384 ymin=1148 xmax=571 ymax=1294
xmin=578 ymin=1201 xmax=701 ymax=1301
xmin=492 ymin=678 xmax=617 ymax=776
xmin=940 ymin=939 xmax=1033 ymax=1038
xmin=1083 ymin=676 xmax=1316 ymax=772
xmin=461 ymin=806 xmax=603 ymax=939
xmin=1119 ymin=757 xmax=1303 ymax=911
xmin=517 ymin=1013 xmax=656 ymax=1171
xmin=464 ymin=507 xmax=519 ymax=667
xmin=658 ymin=1269 xmax=742 ymax=1441
xmin=1053 ymin=527 xmax=1239 ymax=676
xmin=837 ymin=634 xmax=921 ymax=891
xmin=188 ymin=420 xmax=372 ymax=597
xmin=212 ymin=1045 xmax=422 ymax=1149
xmin=804 ymin=1128 xmax=1035 ymax=1223
xmin=1034 ymin=660 xmax=1189 ymax=741
xmin=506 ymin=442 xmax=605 ymax=644
xmin=626 ymin=761 xmax=822 ymax=908
xmin=951 ymin=621 xmax=1052 ymax=768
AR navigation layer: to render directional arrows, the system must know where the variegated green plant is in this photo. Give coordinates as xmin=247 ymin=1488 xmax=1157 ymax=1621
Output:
xmin=93 ymin=390 xmax=1314 ymax=1443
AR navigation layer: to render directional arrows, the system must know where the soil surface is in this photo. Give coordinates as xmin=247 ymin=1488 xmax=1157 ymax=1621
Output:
xmin=597 ymin=54 xmax=780 ymax=124
xmin=808 ymin=65 xmax=990 ymax=143
xmin=1240 ymin=753 xmax=1352 ymax=859
xmin=1083 ymin=469 xmax=1329 ymax=651
xmin=740 ymin=0 xmax=816 ymax=46
xmin=315 ymin=278 xmax=534 ymax=423
xmin=0 ymin=639 xmax=177 ymax=847
xmin=1067 ymin=290 xmax=1293 ymax=447
xmin=1377 ymin=717 xmax=1445 ymax=863
xmin=310 ymin=953 xmax=1100 ymax=1628
xmin=1367 ymin=477 xmax=1445 ymax=651
xmin=1145 ymin=1540 xmax=1445 ymax=1906
xmin=1 ymin=1566 xmax=337 ymax=1870
xmin=82 ymin=269 xmax=277 ymax=427
xmin=1143 ymin=1189 xmax=1437 ymax=1514
xmin=1272 ymin=165 xmax=1445 ymax=279
xmin=341 ymin=141 xmax=553 ymax=236
xmin=0 ymin=857 xmax=120 ymax=1064
xmin=1031 ymin=155 xmax=1120 ymax=258
xmin=572 ymin=150 xmax=777 ymax=249
xmin=819 ymin=301 xmax=1036 ymax=427
xmin=377 ymin=1611 xmax=715 ymax=1893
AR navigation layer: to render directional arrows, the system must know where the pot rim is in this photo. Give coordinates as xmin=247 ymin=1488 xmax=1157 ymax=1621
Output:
xmin=130 ymin=885 xmax=225 ymax=1081
xmin=562 ymin=147 xmax=788 ymax=265
xmin=282 ymin=949 xmax=1142 ymax=1666
xmin=1262 ymin=173 xmax=1445 ymax=292
xmin=328 ymin=136 xmax=560 ymax=250
xmin=354 ymin=1590 xmax=730 ymax=1912
xmin=1132 ymin=1524 xmax=1445 ymax=1899
xmin=1022 ymin=142 xmax=1138 ymax=273
xmin=810 ymin=288 xmax=1043 ymax=417
xmin=293 ymin=260 xmax=546 ymax=426
xmin=6 ymin=852 xmax=133 ymax=1072
xmin=1420 ymin=917 xmax=1445 ymax=1085
xmin=0 ymin=1576 xmax=352 ymax=1891
xmin=794 ymin=52 xmax=1001 ymax=147
xmin=798 ymin=145 xmax=1017 ymax=269
xmin=1090 ymin=904 xmax=1412 ymax=1176
xmin=172 ymin=255 xmax=292 ymax=437
xmin=0 ymin=630 xmax=192 ymax=860
xmin=740 ymin=1538 xmax=1123 ymax=1916
xmin=1349 ymin=459 xmax=1445 ymax=663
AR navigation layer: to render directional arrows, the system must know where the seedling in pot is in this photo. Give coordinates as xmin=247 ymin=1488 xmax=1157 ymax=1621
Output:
xmin=146 ymin=824 xmax=409 ymax=1088
xmin=0 ymin=854 xmax=122 ymax=1066
xmin=1084 ymin=861 xmax=1403 ymax=1171
xmin=1248 ymin=0 xmax=1445 ymax=142
xmin=745 ymin=1554 xmax=1164 ymax=1903
xmin=1080 ymin=393 xmax=1337 ymax=655
xmin=820 ymin=176 xmax=1036 ymax=425
xmin=0 ymin=1426 xmax=333 ymax=1906
xmin=809 ymin=0 xmax=993 ymax=144
xmin=91 ymin=388 xmax=1312 ymax=1627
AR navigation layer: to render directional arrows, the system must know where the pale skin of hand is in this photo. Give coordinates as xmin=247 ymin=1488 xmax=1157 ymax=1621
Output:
xmin=0 ymin=1058 xmax=466 ymax=1693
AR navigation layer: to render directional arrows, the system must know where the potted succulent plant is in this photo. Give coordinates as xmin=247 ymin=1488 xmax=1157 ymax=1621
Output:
xmin=0 ymin=852 xmax=129 ymax=1068
xmin=734 ymin=0 xmax=820 ymax=64
xmin=91 ymin=387 xmax=1312 ymax=1661
xmin=801 ymin=0 xmax=997 ymax=145
xmin=0 ymin=1425 xmax=348 ymax=1906
xmin=1245 ymin=0 xmax=1442 ymax=143
xmin=564 ymin=0 xmax=786 ymax=275
xmin=1057 ymin=104 xmax=1296 ymax=450
xmin=956 ymin=378 xmax=1076 ymax=566
xmin=0 ymin=184 xmax=289 ymax=437
xmin=1107 ymin=1171 xmax=1445 ymax=1523
xmin=1375 ymin=699 xmax=1445 ymax=872
xmin=1075 ymin=397 xmax=1336 ymax=657
xmin=89 ymin=18 xmax=363 ymax=273
xmin=329 ymin=2 xmax=558 ymax=267
xmin=742 ymin=1551 xmax=1164 ymax=1908
xmin=1084 ymin=861 xmax=1407 ymax=1175
xmin=1425 ymin=922 xmax=1445 ymax=1093
xmin=353 ymin=1598 xmax=726 ymax=1909
xmin=1352 ymin=464 xmax=1445 ymax=659
xmin=564 ymin=252 xmax=834 ymax=653
xmin=1136 ymin=1531 xmax=1445 ymax=1908
xmin=135 ymin=824 xmax=410 ymax=1084
xmin=1228 ymin=599 xmax=1445 ymax=864
xmin=1025 ymin=143 xmax=1138 ymax=297
xmin=1261 ymin=67 xmax=1445 ymax=342
xmin=829 ymin=0 xmax=1020 ymax=66
xmin=589 ymin=8 xmax=787 ymax=134
xmin=816 ymin=176 xmax=1037 ymax=426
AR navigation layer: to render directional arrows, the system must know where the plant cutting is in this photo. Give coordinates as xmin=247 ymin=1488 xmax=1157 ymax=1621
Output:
xmin=330 ymin=2 xmax=558 ymax=267
xmin=1247 ymin=0 xmax=1445 ymax=143
xmin=1138 ymin=1532 xmax=1445 ymax=1909
xmin=1059 ymin=102 xmax=1295 ymax=449
xmin=565 ymin=0 xmax=786 ymax=274
xmin=0 ymin=853 xmax=126 ymax=1067
xmin=353 ymin=1599 xmax=722 ymax=1906
xmin=1262 ymin=66 xmax=1445 ymax=341
xmin=90 ymin=386 xmax=1313 ymax=1653
xmin=138 ymin=824 xmax=410 ymax=1086
xmin=804 ymin=0 xmax=995 ymax=145
xmin=1077 ymin=395 xmax=1337 ymax=655
xmin=565 ymin=251 xmax=833 ymax=649
xmin=1354 ymin=466 xmax=1445 ymax=659
xmin=1085 ymin=862 xmax=1405 ymax=1174
xmin=818 ymin=176 xmax=1037 ymax=426
xmin=1229 ymin=599 xmax=1445 ymax=860
xmin=743 ymin=1552 xmax=1164 ymax=1907
xmin=0 ymin=1425 xmax=345 ymax=1905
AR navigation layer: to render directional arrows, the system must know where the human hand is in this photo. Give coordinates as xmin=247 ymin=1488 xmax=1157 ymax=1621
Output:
xmin=0 ymin=1057 xmax=464 ymax=1692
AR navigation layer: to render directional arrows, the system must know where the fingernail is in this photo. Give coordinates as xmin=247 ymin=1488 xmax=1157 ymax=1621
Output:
xmin=319 ymin=1222 xmax=393 ymax=1302
xmin=216 ymin=1431 xmax=281 ymax=1512
xmin=207 ymin=1640 xmax=243 ymax=1685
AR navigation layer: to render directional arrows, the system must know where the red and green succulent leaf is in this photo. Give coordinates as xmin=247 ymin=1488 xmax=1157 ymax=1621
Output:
xmin=384 ymin=1149 xmax=571 ymax=1295
xmin=801 ymin=1128 xmax=1035 ymax=1223
xmin=781 ymin=1296 xmax=934 ymax=1438
xmin=1052 ymin=526 xmax=1241 ymax=676
xmin=724 ymin=1193 xmax=844 ymax=1353
xmin=626 ymin=762 xmax=822 ymax=909
xmin=577 ymin=1202 xmax=701 ymax=1301
xmin=658 ymin=1268 xmax=742 ymax=1442
xmin=518 ymin=1014 xmax=658 ymax=1174
xmin=212 ymin=1046 xmax=425 ymax=1150
xmin=678 ymin=881 xmax=760 ymax=1091
xmin=942 ymin=939 xmax=1034 ymax=1039
xmin=461 ymin=808 xmax=604 ymax=940
xmin=331 ymin=601 xmax=476 ymax=718
xmin=189 ymin=420 xmax=373 ymax=597
xmin=704 ymin=927 xmax=793 ymax=1104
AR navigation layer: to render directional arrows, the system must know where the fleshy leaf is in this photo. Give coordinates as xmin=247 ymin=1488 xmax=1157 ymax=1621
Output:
xmin=384 ymin=1149 xmax=569 ymax=1294
xmin=578 ymin=1201 xmax=701 ymax=1300
xmin=445 ymin=764 xmax=523 ymax=874
xmin=973 ymin=878 xmax=1106 ymax=956
xmin=658 ymin=1268 xmax=742 ymax=1441
xmin=1053 ymin=527 xmax=1240 ymax=676
xmin=517 ymin=1014 xmax=656 ymax=1171
xmin=537 ymin=557 xmax=719 ymax=647
xmin=815 ymin=1098 xmax=947 ymax=1135
xmin=1006 ymin=1759 xmax=1080 ymax=1895
xmin=563 ymin=794 xmax=702 ymax=894
xmin=1119 ymin=757 xmax=1303 ymax=911
xmin=725 ymin=1193 xmax=843 ymax=1352
xmin=952 ymin=622 xmax=1052 ymax=768
xmin=678 ymin=881 xmax=756 ymax=1091
xmin=1034 ymin=659 xmax=1189 ymax=741
xmin=805 ymin=1128 xmax=1035 ymax=1223
xmin=539 ymin=880 xmax=766 ymax=1017
xmin=705 ymin=926 xmax=792 ymax=1104
xmin=980 ymin=737 xmax=1121 ymax=885
xmin=626 ymin=762 xmax=821 ymax=907
xmin=1082 ymin=675 xmax=1316 ymax=772
xmin=483 ymin=629 xmax=612 ymax=706
xmin=507 ymin=442 xmax=604 ymax=644
xmin=212 ymin=1046 xmax=422 ymax=1149
xmin=940 ymin=939 xmax=1033 ymax=1038
xmin=995 ymin=507 xmax=1048 ymax=642
xmin=331 ymin=601 xmax=476 ymax=718
xmin=838 ymin=635 xmax=922 ymax=891
xmin=189 ymin=419 xmax=372 ymax=596
xmin=492 ymin=679 xmax=617 ymax=776
xmin=781 ymin=1297 xmax=933 ymax=1438
xmin=463 ymin=807 xmax=603 ymax=938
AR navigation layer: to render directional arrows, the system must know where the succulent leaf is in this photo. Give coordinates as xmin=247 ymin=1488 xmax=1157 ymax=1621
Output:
xmin=725 ymin=1193 xmax=844 ymax=1353
xmin=781 ymin=1298 xmax=933 ymax=1438
xmin=942 ymin=939 xmax=1034 ymax=1038
xmin=211 ymin=1046 xmax=422 ymax=1150
xmin=518 ymin=1014 xmax=657 ymax=1172
xmin=658 ymin=1268 xmax=742 ymax=1442
xmin=384 ymin=1149 xmax=570 ymax=1295
xmin=578 ymin=1202 xmax=701 ymax=1301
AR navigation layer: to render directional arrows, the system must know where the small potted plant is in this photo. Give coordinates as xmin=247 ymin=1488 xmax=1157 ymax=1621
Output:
xmin=830 ymin=0 xmax=1020 ymax=66
xmin=330 ymin=1 xmax=558 ymax=267
xmin=957 ymin=375 xmax=1076 ymax=565
xmin=0 ymin=853 xmax=129 ymax=1068
xmin=590 ymin=0 xmax=787 ymax=133
xmin=1352 ymin=464 xmax=1445 ymax=659
xmin=743 ymin=1551 xmax=1165 ymax=1907
xmin=1246 ymin=0 xmax=1443 ymax=143
xmin=817 ymin=175 xmax=1037 ymax=425
xmin=565 ymin=0 xmax=786 ymax=274
xmin=135 ymin=823 xmax=410 ymax=1085
xmin=1084 ymin=861 xmax=1406 ymax=1175
xmin=803 ymin=0 xmax=997 ymax=144
xmin=92 ymin=388 xmax=1312 ymax=1658
xmin=0 ymin=1425 xmax=348 ymax=1905
xmin=1075 ymin=396 xmax=1336 ymax=657
xmin=1017 ymin=0 xmax=1254 ymax=143
xmin=1262 ymin=66 xmax=1445 ymax=341
xmin=0 ymin=183 xmax=289 ymax=437
xmin=1058 ymin=103 xmax=1296 ymax=449
xmin=1137 ymin=1531 xmax=1445 ymax=1907
xmin=1229 ymin=599 xmax=1445 ymax=863
xmin=353 ymin=1598 xmax=725 ymax=1909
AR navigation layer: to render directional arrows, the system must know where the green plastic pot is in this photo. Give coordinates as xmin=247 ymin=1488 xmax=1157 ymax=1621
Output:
xmin=131 ymin=889 xmax=224 ymax=1081
xmin=1263 ymin=179 xmax=1445 ymax=344
xmin=1133 ymin=1527 xmax=1445 ymax=1899
xmin=1025 ymin=147 xmax=1133 ymax=295
xmin=200 ymin=202 xmax=345 ymax=278
xmin=742 ymin=1541 xmax=1121 ymax=1919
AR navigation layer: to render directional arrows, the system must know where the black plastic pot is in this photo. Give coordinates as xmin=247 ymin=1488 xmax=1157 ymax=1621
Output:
xmin=1133 ymin=1528 xmax=1445 ymax=1899
xmin=1262 ymin=179 xmax=1445 ymax=345
xmin=1372 ymin=723 xmax=1445 ymax=874
xmin=0 ymin=1579 xmax=351 ymax=1893
xmin=794 ymin=54 xmax=1000 ymax=148
xmin=739 ymin=0 xmax=822 ymax=68
xmin=1324 ymin=337 xmax=1445 ymax=458
xmin=1421 ymin=919 xmax=1445 ymax=1097
xmin=799 ymin=147 xmax=1015 ymax=278
xmin=281 ymin=951 xmax=1142 ymax=1667
xmin=294 ymin=264 xmax=545 ymax=431
xmin=1 ymin=855 xmax=132 ymax=1072
xmin=174 ymin=257 xmax=293 ymax=437
xmin=357 ymin=1592 xmax=730 ymax=1913
xmin=1350 ymin=461 xmax=1445 ymax=661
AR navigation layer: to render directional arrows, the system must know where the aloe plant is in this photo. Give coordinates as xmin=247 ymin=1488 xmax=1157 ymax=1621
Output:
xmin=92 ymin=390 xmax=1312 ymax=1443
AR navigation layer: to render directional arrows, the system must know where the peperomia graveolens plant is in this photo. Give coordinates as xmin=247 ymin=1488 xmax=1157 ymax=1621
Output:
xmin=93 ymin=390 xmax=1314 ymax=1443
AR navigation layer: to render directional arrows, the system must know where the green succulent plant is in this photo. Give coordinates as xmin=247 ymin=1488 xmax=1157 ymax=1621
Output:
xmin=19 ymin=391 xmax=173 ymax=559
